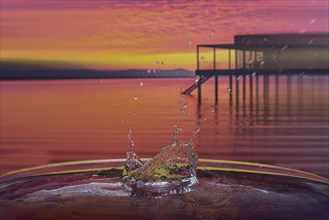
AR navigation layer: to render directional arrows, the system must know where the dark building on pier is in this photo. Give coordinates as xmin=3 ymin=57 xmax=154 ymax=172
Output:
xmin=184 ymin=33 xmax=329 ymax=103
xmin=233 ymin=33 xmax=328 ymax=70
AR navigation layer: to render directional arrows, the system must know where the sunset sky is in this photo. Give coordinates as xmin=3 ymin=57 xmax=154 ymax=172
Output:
xmin=1 ymin=0 xmax=328 ymax=71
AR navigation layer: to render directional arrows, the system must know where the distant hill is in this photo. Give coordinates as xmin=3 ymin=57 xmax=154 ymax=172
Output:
xmin=0 ymin=61 xmax=194 ymax=79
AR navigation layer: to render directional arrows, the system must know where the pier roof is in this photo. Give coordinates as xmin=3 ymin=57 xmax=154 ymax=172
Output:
xmin=197 ymin=44 xmax=327 ymax=50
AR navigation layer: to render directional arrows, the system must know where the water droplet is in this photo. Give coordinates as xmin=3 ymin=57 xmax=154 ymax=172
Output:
xmin=195 ymin=76 xmax=200 ymax=84
xmin=226 ymin=87 xmax=232 ymax=94
xmin=261 ymin=61 xmax=266 ymax=65
xmin=210 ymin=32 xmax=215 ymax=37
xmin=281 ymin=45 xmax=288 ymax=51
xmin=180 ymin=103 xmax=188 ymax=114
xmin=310 ymin=19 xmax=316 ymax=24
xmin=252 ymin=72 xmax=257 ymax=77
xmin=133 ymin=95 xmax=138 ymax=101
xmin=132 ymin=112 xmax=136 ymax=116
xmin=122 ymin=119 xmax=126 ymax=124
xmin=187 ymin=39 xmax=192 ymax=47
xmin=140 ymin=81 xmax=143 ymax=87
xmin=210 ymin=107 xmax=215 ymax=113
xmin=147 ymin=69 xmax=151 ymax=73
xmin=308 ymin=39 xmax=315 ymax=44
xmin=263 ymin=38 xmax=268 ymax=42
xmin=174 ymin=124 xmax=183 ymax=134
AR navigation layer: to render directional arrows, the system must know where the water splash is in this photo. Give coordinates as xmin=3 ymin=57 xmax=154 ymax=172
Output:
xmin=122 ymin=128 xmax=144 ymax=178
xmin=123 ymin=126 xmax=200 ymax=189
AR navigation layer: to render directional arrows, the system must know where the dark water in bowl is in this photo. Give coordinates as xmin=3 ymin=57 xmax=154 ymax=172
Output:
xmin=0 ymin=159 xmax=328 ymax=220
xmin=1 ymin=75 xmax=328 ymax=177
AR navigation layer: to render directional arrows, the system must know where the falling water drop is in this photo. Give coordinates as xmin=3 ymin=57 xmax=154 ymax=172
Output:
xmin=180 ymin=103 xmax=188 ymax=115
xmin=281 ymin=45 xmax=288 ymax=51
xmin=187 ymin=39 xmax=192 ymax=48
xmin=134 ymin=95 xmax=138 ymax=101
xmin=195 ymin=76 xmax=200 ymax=84
xmin=227 ymin=87 xmax=232 ymax=94
xmin=210 ymin=107 xmax=215 ymax=113
xmin=172 ymin=124 xmax=183 ymax=146
xmin=140 ymin=81 xmax=143 ymax=87
xmin=310 ymin=19 xmax=316 ymax=24
xmin=122 ymin=119 xmax=126 ymax=124
xmin=308 ymin=39 xmax=315 ymax=44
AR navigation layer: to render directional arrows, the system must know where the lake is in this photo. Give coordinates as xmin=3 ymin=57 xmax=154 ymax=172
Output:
xmin=0 ymin=74 xmax=328 ymax=177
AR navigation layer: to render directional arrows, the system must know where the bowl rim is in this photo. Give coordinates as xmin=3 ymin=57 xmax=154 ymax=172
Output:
xmin=1 ymin=158 xmax=328 ymax=184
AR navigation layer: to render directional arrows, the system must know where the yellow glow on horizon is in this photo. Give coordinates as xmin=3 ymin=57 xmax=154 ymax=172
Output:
xmin=2 ymin=49 xmax=234 ymax=71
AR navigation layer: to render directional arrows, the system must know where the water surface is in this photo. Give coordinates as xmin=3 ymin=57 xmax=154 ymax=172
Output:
xmin=0 ymin=75 xmax=328 ymax=177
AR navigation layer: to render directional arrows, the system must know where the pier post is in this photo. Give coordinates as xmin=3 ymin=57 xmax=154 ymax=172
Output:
xmin=242 ymin=50 xmax=246 ymax=69
xmin=249 ymin=72 xmax=253 ymax=113
xmin=229 ymin=73 xmax=233 ymax=92
xmin=235 ymin=49 xmax=238 ymax=70
xmin=235 ymin=74 xmax=240 ymax=115
xmin=198 ymin=75 xmax=202 ymax=105
xmin=228 ymin=49 xmax=231 ymax=70
xmin=243 ymin=74 xmax=246 ymax=101
xmin=256 ymin=74 xmax=259 ymax=119
xmin=215 ymin=75 xmax=218 ymax=104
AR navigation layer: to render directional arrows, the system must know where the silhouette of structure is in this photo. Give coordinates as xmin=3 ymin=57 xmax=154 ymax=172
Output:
xmin=182 ymin=33 xmax=329 ymax=104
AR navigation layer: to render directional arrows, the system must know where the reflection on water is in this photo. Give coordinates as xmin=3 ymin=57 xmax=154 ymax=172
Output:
xmin=0 ymin=75 xmax=328 ymax=177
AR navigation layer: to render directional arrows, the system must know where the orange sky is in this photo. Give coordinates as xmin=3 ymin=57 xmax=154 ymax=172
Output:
xmin=1 ymin=0 xmax=328 ymax=70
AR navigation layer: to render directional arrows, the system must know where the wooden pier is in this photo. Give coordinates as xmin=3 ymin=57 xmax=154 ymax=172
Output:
xmin=182 ymin=33 xmax=329 ymax=104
